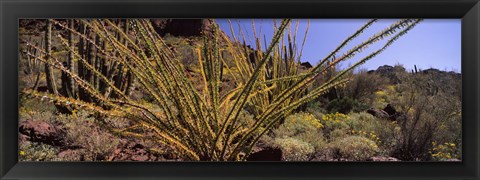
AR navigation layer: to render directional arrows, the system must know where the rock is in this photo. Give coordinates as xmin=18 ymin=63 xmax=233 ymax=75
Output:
xmin=19 ymin=120 xmax=66 ymax=146
xmin=109 ymin=140 xmax=164 ymax=161
xmin=372 ymin=65 xmax=403 ymax=84
xmin=131 ymin=154 xmax=150 ymax=161
xmin=58 ymin=149 xmax=84 ymax=161
xmin=383 ymin=104 xmax=397 ymax=116
xmin=246 ymin=147 xmax=283 ymax=161
xmin=300 ymin=62 xmax=313 ymax=70
xmin=366 ymin=108 xmax=389 ymax=119
xmin=19 ymin=134 xmax=29 ymax=143
xmin=367 ymin=156 xmax=401 ymax=161
xmin=150 ymin=19 xmax=213 ymax=37
xmin=375 ymin=65 xmax=394 ymax=75
xmin=422 ymin=68 xmax=441 ymax=74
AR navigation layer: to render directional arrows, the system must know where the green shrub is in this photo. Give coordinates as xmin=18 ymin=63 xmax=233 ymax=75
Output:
xmin=19 ymin=97 xmax=57 ymax=121
xmin=19 ymin=142 xmax=60 ymax=161
xmin=275 ymin=112 xmax=323 ymax=137
xmin=272 ymin=112 xmax=326 ymax=149
xmin=332 ymin=136 xmax=379 ymax=161
xmin=319 ymin=112 xmax=350 ymax=139
xmin=430 ymin=141 xmax=460 ymax=161
xmin=305 ymin=101 xmax=328 ymax=120
xmin=19 ymin=108 xmax=58 ymax=124
xmin=329 ymin=128 xmax=349 ymax=141
xmin=272 ymin=137 xmax=315 ymax=161
xmin=62 ymin=111 xmax=119 ymax=161
xmin=345 ymin=112 xmax=379 ymax=131
xmin=326 ymin=97 xmax=368 ymax=114
xmin=345 ymin=112 xmax=397 ymax=156
xmin=338 ymin=69 xmax=389 ymax=104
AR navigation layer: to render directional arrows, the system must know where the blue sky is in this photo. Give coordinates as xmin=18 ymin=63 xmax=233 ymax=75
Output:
xmin=215 ymin=19 xmax=461 ymax=73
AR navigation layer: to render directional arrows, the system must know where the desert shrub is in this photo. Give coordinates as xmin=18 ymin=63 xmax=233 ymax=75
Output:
xmin=19 ymin=142 xmax=60 ymax=161
xmin=19 ymin=107 xmax=58 ymax=124
xmin=345 ymin=112 xmax=397 ymax=154
xmin=305 ymin=101 xmax=328 ymax=119
xmin=329 ymin=128 xmax=349 ymax=142
xmin=19 ymin=97 xmax=57 ymax=120
xmin=338 ymin=69 xmax=389 ymax=104
xmin=332 ymin=136 xmax=379 ymax=161
xmin=326 ymin=97 xmax=368 ymax=114
xmin=61 ymin=111 xmax=119 ymax=161
xmin=345 ymin=112 xmax=379 ymax=131
xmin=271 ymin=112 xmax=326 ymax=150
xmin=319 ymin=112 xmax=350 ymax=136
xmin=275 ymin=112 xmax=323 ymax=137
xmin=263 ymin=112 xmax=328 ymax=161
xmin=372 ymin=85 xmax=396 ymax=109
xmin=163 ymin=35 xmax=202 ymax=69
xmin=429 ymin=141 xmax=460 ymax=161
xmin=272 ymin=137 xmax=315 ymax=161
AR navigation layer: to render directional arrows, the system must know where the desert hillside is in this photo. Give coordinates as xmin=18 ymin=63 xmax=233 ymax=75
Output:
xmin=18 ymin=19 xmax=461 ymax=161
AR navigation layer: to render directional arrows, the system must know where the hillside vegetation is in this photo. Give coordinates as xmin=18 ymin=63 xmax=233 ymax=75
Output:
xmin=18 ymin=19 xmax=460 ymax=161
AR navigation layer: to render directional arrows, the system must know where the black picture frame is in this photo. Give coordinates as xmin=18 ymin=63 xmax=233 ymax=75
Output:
xmin=1 ymin=0 xmax=479 ymax=179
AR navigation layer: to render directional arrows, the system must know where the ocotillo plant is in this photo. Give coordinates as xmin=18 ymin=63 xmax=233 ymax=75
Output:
xmin=22 ymin=18 xmax=421 ymax=161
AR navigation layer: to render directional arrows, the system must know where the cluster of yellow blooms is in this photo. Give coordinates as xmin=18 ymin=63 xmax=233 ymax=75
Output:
xmin=374 ymin=90 xmax=387 ymax=97
xmin=285 ymin=113 xmax=324 ymax=130
xmin=304 ymin=113 xmax=324 ymax=129
xmin=430 ymin=141 xmax=457 ymax=160
xmin=321 ymin=112 xmax=349 ymax=124
xmin=363 ymin=139 xmax=379 ymax=149
xmin=351 ymin=130 xmax=382 ymax=145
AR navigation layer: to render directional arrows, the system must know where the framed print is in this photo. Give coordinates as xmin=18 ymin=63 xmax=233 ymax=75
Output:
xmin=1 ymin=0 xmax=479 ymax=179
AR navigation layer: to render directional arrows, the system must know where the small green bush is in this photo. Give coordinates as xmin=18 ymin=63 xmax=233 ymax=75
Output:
xmin=274 ymin=112 xmax=323 ymax=137
xmin=329 ymin=128 xmax=349 ymax=141
xmin=19 ymin=97 xmax=57 ymax=122
xmin=430 ymin=141 xmax=460 ymax=161
xmin=262 ymin=112 xmax=327 ymax=161
xmin=19 ymin=142 xmax=60 ymax=161
xmin=62 ymin=111 xmax=119 ymax=161
xmin=326 ymin=97 xmax=368 ymax=114
xmin=272 ymin=137 xmax=315 ymax=161
xmin=318 ymin=112 xmax=350 ymax=139
xmin=305 ymin=101 xmax=328 ymax=119
xmin=272 ymin=112 xmax=326 ymax=149
xmin=332 ymin=136 xmax=379 ymax=161
xmin=345 ymin=112 xmax=397 ymax=156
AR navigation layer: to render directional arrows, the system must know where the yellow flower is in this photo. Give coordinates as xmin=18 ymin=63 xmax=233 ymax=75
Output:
xmin=19 ymin=151 xmax=25 ymax=156
xmin=375 ymin=91 xmax=386 ymax=96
